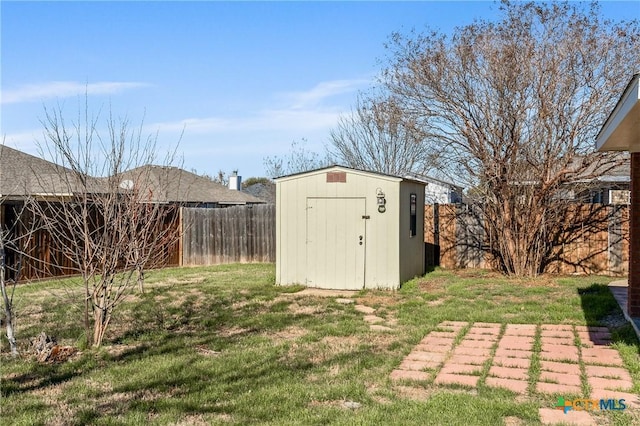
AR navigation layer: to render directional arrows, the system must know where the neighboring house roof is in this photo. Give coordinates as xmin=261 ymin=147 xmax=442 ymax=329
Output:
xmin=567 ymin=153 xmax=630 ymax=184
xmin=117 ymin=165 xmax=265 ymax=205
xmin=1 ymin=145 xmax=264 ymax=205
xmin=0 ymin=144 xmax=101 ymax=197
xmin=243 ymin=181 xmax=276 ymax=204
xmin=403 ymin=172 xmax=464 ymax=192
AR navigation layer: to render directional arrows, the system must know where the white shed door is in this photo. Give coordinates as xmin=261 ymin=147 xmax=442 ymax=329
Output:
xmin=306 ymin=197 xmax=366 ymax=289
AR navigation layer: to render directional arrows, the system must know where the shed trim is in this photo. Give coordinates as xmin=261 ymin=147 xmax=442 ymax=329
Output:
xmin=275 ymin=164 xmax=425 ymax=186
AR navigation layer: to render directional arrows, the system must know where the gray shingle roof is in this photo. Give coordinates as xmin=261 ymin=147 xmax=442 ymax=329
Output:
xmin=243 ymin=181 xmax=276 ymax=204
xmin=116 ymin=165 xmax=265 ymax=205
xmin=1 ymin=145 xmax=264 ymax=205
xmin=569 ymin=153 xmax=630 ymax=183
xmin=0 ymin=144 xmax=96 ymax=197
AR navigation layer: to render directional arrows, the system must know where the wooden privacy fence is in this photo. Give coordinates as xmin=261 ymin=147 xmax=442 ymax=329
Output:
xmin=4 ymin=201 xmax=627 ymax=279
xmin=1 ymin=202 xmax=180 ymax=281
xmin=181 ymin=204 xmax=275 ymax=266
xmin=424 ymin=204 xmax=629 ymax=275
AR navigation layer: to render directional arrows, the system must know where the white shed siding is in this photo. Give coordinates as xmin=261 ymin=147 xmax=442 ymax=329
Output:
xmin=276 ymin=166 xmax=424 ymax=290
xmin=399 ymin=181 xmax=426 ymax=283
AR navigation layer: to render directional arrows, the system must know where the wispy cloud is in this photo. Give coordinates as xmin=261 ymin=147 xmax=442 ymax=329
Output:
xmin=148 ymin=78 xmax=369 ymax=135
xmin=149 ymin=117 xmax=231 ymax=134
xmin=1 ymin=130 xmax=43 ymax=154
xmin=283 ymin=78 xmax=370 ymax=109
xmin=148 ymin=107 xmax=343 ymax=136
xmin=2 ymin=81 xmax=150 ymax=104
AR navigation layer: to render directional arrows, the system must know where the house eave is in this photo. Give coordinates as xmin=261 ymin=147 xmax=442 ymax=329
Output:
xmin=596 ymin=73 xmax=640 ymax=153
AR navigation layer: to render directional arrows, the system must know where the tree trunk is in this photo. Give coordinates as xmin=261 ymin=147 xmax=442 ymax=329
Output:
xmin=1 ymin=246 xmax=19 ymax=357
xmin=137 ymin=266 xmax=145 ymax=294
xmin=92 ymin=306 xmax=110 ymax=347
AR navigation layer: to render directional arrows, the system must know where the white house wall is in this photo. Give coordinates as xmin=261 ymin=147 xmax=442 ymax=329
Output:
xmin=424 ymin=182 xmax=452 ymax=204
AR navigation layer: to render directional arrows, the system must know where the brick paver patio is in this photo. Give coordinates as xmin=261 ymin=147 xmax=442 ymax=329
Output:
xmin=390 ymin=321 xmax=638 ymax=424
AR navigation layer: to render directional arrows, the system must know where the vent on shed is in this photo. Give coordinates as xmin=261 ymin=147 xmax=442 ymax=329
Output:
xmin=326 ymin=171 xmax=346 ymax=183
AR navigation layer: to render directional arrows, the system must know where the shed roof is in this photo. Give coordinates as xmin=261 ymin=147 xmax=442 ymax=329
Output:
xmin=275 ymin=164 xmax=426 ymax=186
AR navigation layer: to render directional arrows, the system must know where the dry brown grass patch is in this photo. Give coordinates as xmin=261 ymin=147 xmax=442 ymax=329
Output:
xmin=270 ymin=326 xmax=309 ymax=342
xmin=394 ymin=385 xmax=432 ymax=400
xmin=364 ymin=331 xmax=399 ymax=350
xmin=218 ymin=326 xmax=255 ymax=338
xmin=231 ymin=300 xmax=250 ymax=310
xmin=417 ymin=277 xmax=448 ymax=292
xmin=307 ymin=336 xmax=360 ymax=364
xmin=308 ymin=399 xmax=343 ymax=408
xmin=287 ymin=302 xmax=325 ymax=315
xmin=454 ymin=270 xmax=503 ymax=279
xmin=356 ymin=294 xmax=399 ymax=308
xmin=284 ymin=288 xmax=358 ymax=298
xmin=161 ymin=275 xmax=207 ymax=286
xmin=195 ymin=345 xmax=222 ymax=356
xmin=175 ymin=414 xmax=223 ymax=426
xmin=167 ymin=288 xmax=205 ymax=307
xmin=287 ymin=335 xmax=362 ymax=366
xmin=503 ymin=416 xmax=527 ymax=426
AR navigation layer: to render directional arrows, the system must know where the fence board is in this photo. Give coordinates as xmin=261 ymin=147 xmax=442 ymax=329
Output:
xmin=181 ymin=204 xmax=275 ymax=266
xmin=424 ymin=203 xmax=629 ymax=275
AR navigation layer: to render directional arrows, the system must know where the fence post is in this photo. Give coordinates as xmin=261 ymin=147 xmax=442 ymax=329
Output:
xmin=608 ymin=205 xmax=624 ymax=275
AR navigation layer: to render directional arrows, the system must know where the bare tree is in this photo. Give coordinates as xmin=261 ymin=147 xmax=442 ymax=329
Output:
xmin=380 ymin=1 xmax=639 ymax=275
xmin=263 ymin=139 xmax=330 ymax=178
xmin=119 ymin=167 xmax=181 ymax=293
xmin=28 ymin=101 xmax=181 ymax=347
xmin=0 ymin=203 xmax=34 ymax=357
xmin=329 ymin=93 xmax=432 ymax=176
xmin=0 ymin=186 xmax=46 ymax=357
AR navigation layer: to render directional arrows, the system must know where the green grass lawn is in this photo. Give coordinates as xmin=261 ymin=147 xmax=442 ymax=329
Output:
xmin=1 ymin=264 xmax=638 ymax=425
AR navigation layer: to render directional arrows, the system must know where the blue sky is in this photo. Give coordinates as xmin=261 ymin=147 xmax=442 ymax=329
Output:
xmin=1 ymin=1 xmax=636 ymax=179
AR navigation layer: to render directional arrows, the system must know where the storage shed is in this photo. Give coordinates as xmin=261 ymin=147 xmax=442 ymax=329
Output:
xmin=275 ymin=165 xmax=426 ymax=290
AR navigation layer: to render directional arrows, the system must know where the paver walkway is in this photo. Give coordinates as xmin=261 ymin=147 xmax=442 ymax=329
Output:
xmin=390 ymin=321 xmax=638 ymax=425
